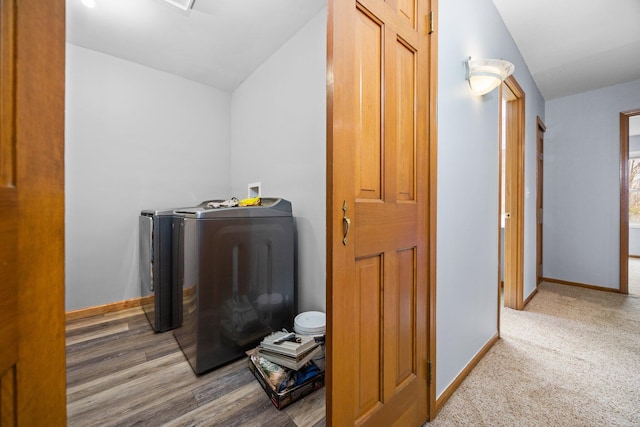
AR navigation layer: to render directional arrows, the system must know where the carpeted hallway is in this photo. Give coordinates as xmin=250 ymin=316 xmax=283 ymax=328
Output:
xmin=428 ymin=281 xmax=640 ymax=426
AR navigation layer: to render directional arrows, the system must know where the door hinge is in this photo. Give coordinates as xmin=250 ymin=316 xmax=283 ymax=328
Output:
xmin=538 ymin=208 xmax=543 ymax=224
xmin=427 ymin=11 xmax=434 ymax=34
xmin=427 ymin=360 xmax=432 ymax=384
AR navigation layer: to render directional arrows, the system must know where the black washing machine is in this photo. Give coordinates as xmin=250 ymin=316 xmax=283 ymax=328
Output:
xmin=172 ymin=198 xmax=295 ymax=374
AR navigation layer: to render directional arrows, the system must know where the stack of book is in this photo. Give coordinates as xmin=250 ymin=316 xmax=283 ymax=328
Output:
xmin=257 ymin=331 xmax=322 ymax=370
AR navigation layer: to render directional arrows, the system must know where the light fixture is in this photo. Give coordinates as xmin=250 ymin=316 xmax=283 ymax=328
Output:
xmin=465 ymin=57 xmax=514 ymax=96
xmin=158 ymin=0 xmax=195 ymax=11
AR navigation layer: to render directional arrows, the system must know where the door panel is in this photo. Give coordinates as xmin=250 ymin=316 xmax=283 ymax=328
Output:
xmin=355 ymin=8 xmax=383 ymax=200
xmin=0 ymin=0 xmax=66 ymax=424
xmin=389 ymin=248 xmax=416 ymax=389
xmin=355 ymin=256 xmax=382 ymax=418
xmin=0 ymin=0 xmax=19 ymax=421
xmin=396 ymin=40 xmax=416 ymax=201
xmin=327 ymin=0 xmax=430 ymax=424
xmin=398 ymin=0 xmax=417 ymax=27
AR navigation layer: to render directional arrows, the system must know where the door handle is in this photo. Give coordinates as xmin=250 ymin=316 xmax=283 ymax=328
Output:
xmin=504 ymin=212 xmax=511 ymax=219
xmin=342 ymin=200 xmax=351 ymax=245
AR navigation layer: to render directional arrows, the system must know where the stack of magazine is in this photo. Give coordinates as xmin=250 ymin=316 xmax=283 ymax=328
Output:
xmin=258 ymin=331 xmax=322 ymax=370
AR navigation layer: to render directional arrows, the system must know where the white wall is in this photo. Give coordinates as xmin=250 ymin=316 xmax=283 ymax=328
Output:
xmin=545 ymin=78 xmax=640 ymax=289
xmin=629 ymin=228 xmax=640 ymax=256
xmin=65 ymin=44 xmax=231 ymax=310
xmin=229 ymin=9 xmax=327 ymax=313
xmin=436 ymin=0 xmax=545 ymax=398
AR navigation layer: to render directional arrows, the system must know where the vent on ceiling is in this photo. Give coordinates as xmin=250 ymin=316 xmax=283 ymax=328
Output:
xmin=159 ymin=0 xmax=195 ymax=11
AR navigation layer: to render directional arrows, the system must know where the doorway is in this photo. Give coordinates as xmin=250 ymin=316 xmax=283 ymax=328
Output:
xmin=620 ymin=109 xmax=640 ymax=295
xmin=536 ymin=117 xmax=546 ymax=286
xmin=499 ymin=76 xmax=525 ymax=310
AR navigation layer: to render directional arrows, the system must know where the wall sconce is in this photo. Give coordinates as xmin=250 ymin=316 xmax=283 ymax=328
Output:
xmin=465 ymin=57 xmax=514 ymax=96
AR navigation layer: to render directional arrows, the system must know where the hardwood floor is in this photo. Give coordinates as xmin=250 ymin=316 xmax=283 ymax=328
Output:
xmin=66 ymin=307 xmax=326 ymax=426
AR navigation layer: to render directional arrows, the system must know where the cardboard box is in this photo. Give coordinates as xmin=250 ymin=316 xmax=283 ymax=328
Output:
xmin=248 ymin=353 xmax=325 ymax=410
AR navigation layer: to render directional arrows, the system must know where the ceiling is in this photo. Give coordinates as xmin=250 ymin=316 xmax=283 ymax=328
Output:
xmin=68 ymin=0 xmax=640 ymax=101
xmin=67 ymin=0 xmax=326 ymax=92
xmin=491 ymin=0 xmax=640 ymax=100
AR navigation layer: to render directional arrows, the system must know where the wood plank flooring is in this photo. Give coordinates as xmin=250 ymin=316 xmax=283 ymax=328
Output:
xmin=66 ymin=307 xmax=326 ymax=426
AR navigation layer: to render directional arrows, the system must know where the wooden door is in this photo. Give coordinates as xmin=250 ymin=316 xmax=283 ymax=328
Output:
xmin=0 ymin=0 xmax=66 ymax=425
xmin=327 ymin=0 xmax=431 ymax=425
xmin=536 ymin=117 xmax=546 ymax=286
xmin=502 ymin=76 xmax=525 ymax=310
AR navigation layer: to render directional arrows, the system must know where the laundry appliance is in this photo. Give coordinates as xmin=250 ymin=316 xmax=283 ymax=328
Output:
xmin=138 ymin=200 xmax=221 ymax=332
xmin=172 ymin=198 xmax=295 ymax=374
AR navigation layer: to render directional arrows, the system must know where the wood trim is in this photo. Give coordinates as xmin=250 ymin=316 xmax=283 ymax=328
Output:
xmin=620 ymin=109 xmax=640 ymax=295
xmin=620 ymin=112 xmax=629 ymax=294
xmin=435 ymin=333 xmax=499 ymax=413
xmin=427 ymin=0 xmax=438 ymax=421
xmin=542 ymin=277 xmax=621 ymax=294
xmin=65 ymin=296 xmax=150 ymax=322
xmin=536 ymin=115 xmax=546 ymax=132
xmin=523 ymin=287 xmax=538 ymax=307
xmin=629 ymin=255 xmax=640 ymax=259
xmin=497 ymin=88 xmax=504 ymax=337
xmin=502 ymin=76 xmax=525 ymax=310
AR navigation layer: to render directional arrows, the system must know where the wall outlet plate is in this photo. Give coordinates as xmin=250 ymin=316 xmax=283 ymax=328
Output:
xmin=248 ymin=182 xmax=261 ymax=198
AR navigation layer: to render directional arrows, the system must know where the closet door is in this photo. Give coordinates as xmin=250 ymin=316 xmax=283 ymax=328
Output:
xmin=327 ymin=0 xmax=432 ymax=425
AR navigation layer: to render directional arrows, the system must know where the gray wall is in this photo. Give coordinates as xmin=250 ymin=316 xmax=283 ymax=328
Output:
xmin=545 ymin=78 xmax=640 ymax=289
xmin=65 ymin=45 xmax=231 ymax=310
xmin=436 ymin=0 xmax=545 ymax=398
xmin=229 ymin=9 xmax=327 ymax=313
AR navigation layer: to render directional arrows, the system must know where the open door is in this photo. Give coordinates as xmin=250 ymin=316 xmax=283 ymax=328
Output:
xmin=0 ymin=0 xmax=66 ymax=424
xmin=327 ymin=0 xmax=433 ymax=425
xmin=620 ymin=109 xmax=640 ymax=295
xmin=536 ymin=117 xmax=546 ymax=286
xmin=501 ymin=76 xmax=525 ymax=310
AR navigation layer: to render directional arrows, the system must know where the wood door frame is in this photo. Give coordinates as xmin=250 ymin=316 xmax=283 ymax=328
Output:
xmin=620 ymin=108 xmax=640 ymax=295
xmin=536 ymin=116 xmax=546 ymax=286
xmin=500 ymin=76 xmax=525 ymax=310
xmin=427 ymin=0 xmax=438 ymax=420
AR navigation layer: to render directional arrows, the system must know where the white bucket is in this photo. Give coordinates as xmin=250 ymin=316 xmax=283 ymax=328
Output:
xmin=294 ymin=311 xmax=326 ymax=370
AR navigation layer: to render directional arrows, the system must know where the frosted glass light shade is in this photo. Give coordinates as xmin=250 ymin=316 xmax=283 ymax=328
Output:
xmin=465 ymin=57 xmax=515 ymax=96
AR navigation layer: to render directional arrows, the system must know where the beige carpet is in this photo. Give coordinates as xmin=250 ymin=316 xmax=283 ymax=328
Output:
xmin=428 ymin=281 xmax=640 ymax=426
